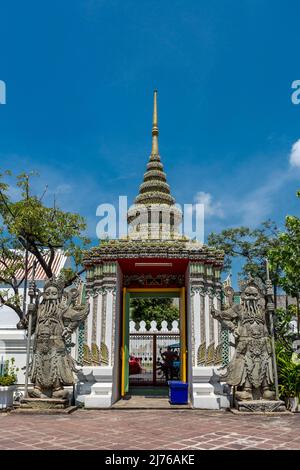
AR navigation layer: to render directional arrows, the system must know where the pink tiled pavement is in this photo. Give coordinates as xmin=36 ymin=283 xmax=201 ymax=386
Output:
xmin=0 ymin=409 xmax=299 ymax=450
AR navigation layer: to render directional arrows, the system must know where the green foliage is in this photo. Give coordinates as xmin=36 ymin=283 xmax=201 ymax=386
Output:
xmin=269 ymin=191 xmax=300 ymax=333
xmin=0 ymin=173 xmax=90 ymax=277
xmin=0 ymin=227 xmax=26 ymax=317
xmin=276 ymin=344 xmax=300 ymax=399
xmin=208 ymin=220 xmax=280 ymax=282
xmin=274 ymin=308 xmax=295 ymax=352
xmin=130 ymin=297 xmax=179 ymax=330
xmin=0 ymin=357 xmax=18 ymax=386
xmin=269 ymin=193 xmax=300 ymax=298
xmin=274 ymin=307 xmax=300 ymax=400
xmin=0 ymin=172 xmax=90 ymax=319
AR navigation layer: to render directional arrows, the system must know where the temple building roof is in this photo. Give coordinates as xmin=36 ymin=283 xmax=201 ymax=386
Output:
xmin=84 ymin=238 xmax=224 ymax=267
xmin=133 ymin=90 xmax=175 ymax=207
xmin=83 ymin=90 xmax=224 ymax=270
xmin=127 ymin=90 xmax=182 ymax=239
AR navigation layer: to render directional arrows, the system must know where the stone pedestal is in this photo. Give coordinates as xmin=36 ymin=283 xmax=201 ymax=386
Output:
xmin=234 ymin=399 xmax=287 ymax=413
xmin=13 ymin=397 xmax=77 ymax=414
xmin=20 ymin=398 xmax=69 ymax=409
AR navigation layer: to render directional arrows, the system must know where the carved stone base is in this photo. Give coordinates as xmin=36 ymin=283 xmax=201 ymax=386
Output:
xmin=21 ymin=397 xmax=69 ymax=409
xmin=234 ymin=399 xmax=287 ymax=413
xmin=13 ymin=398 xmax=77 ymax=414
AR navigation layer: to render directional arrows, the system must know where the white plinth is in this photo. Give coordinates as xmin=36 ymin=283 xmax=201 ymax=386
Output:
xmin=192 ymin=383 xmax=221 ymax=409
xmin=76 ymin=366 xmax=114 ymax=408
xmin=191 ymin=366 xmax=228 ymax=410
xmin=84 ymin=383 xmax=113 ymax=408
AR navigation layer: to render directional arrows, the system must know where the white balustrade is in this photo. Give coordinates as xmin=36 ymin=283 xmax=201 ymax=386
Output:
xmin=139 ymin=320 xmax=147 ymax=332
xmin=149 ymin=320 xmax=158 ymax=332
xmin=128 ymin=319 xmax=180 ymax=333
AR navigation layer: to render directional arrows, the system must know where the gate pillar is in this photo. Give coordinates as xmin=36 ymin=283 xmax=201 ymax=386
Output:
xmin=189 ymin=262 xmax=231 ymax=409
xmin=75 ymin=262 xmax=122 ymax=408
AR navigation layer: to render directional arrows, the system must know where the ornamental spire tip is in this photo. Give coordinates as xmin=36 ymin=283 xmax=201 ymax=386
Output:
xmin=151 ymin=90 xmax=159 ymax=155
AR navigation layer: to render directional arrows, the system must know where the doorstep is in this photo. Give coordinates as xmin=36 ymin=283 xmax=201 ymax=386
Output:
xmin=112 ymin=395 xmax=191 ymax=409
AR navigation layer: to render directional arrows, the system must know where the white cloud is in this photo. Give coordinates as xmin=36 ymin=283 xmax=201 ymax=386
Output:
xmin=221 ymin=170 xmax=287 ymax=227
xmin=289 ymin=139 xmax=300 ymax=168
xmin=194 ymin=191 xmax=224 ymax=218
xmin=52 ymin=184 xmax=72 ymax=195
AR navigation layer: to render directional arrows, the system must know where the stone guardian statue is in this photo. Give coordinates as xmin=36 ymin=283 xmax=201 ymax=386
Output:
xmin=25 ymin=277 xmax=89 ymax=400
xmin=211 ymin=279 xmax=275 ymax=402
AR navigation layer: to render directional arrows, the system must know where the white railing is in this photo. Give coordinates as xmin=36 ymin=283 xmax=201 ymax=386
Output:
xmin=129 ymin=320 xmax=179 ymax=333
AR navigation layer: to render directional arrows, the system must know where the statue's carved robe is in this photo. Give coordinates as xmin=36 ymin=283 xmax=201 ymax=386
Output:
xmin=214 ymin=304 xmax=273 ymax=389
xmin=29 ymin=302 xmax=88 ymax=391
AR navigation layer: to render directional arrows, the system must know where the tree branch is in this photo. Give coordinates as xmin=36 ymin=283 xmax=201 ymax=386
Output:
xmin=0 ymin=292 xmax=23 ymax=320
xmin=64 ymin=268 xmax=86 ymax=288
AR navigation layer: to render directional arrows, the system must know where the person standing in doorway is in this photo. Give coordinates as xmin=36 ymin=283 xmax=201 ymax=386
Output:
xmin=161 ymin=346 xmax=179 ymax=381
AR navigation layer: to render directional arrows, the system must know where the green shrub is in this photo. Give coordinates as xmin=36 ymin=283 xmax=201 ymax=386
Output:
xmin=0 ymin=357 xmax=18 ymax=387
xmin=276 ymin=345 xmax=300 ymax=399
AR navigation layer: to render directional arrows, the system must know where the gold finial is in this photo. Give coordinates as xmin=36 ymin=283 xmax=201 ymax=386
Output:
xmin=152 ymin=89 xmax=159 ymax=154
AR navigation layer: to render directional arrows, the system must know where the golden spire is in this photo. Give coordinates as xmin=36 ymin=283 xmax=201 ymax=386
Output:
xmin=151 ymin=89 xmax=159 ymax=155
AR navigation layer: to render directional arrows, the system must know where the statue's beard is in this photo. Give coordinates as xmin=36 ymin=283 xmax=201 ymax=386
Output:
xmin=244 ymin=299 xmax=259 ymax=315
xmin=41 ymin=299 xmax=60 ymax=317
xmin=40 ymin=341 xmax=50 ymax=353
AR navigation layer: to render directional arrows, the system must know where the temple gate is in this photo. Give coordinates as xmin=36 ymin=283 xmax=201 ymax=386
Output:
xmin=76 ymin=91 xmax=230 ymax=409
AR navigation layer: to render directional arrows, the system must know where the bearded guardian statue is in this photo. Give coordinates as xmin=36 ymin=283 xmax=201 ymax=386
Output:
xmin=25 ymin=277 xmax=89 ymax=399
xmin=211 ymin=279 xmax=275 ymax=401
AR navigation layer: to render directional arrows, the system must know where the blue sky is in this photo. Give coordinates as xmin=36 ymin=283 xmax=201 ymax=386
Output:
xmin=1 ymin=1 xmax=300 ymax=283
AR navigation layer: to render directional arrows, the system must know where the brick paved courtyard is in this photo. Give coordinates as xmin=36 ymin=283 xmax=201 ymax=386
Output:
xmin=0 ymin=409 xmax=299 ymax=450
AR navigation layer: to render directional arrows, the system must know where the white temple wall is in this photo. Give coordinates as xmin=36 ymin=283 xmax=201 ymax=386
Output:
xmin=0 ymin=328 xmax=27 ymax=385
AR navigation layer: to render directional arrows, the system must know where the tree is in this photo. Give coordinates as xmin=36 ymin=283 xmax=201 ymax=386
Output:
xmin=0 ymin=232 xmax=26 ymax=319
xmin=274 ymin=307 xmax=300 ymax=405
xmin=269 ymin=191 xmax=300 ymax=333
xmin=208 ymin=220 xmax=281 ymax=300
xmin=0 ymin=171 xmax=90 ymax=321
xmin=130 ymin=297 xmax=179 ymax=330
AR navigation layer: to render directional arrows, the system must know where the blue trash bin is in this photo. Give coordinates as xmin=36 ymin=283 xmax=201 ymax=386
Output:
xmin=168 ymin=381 xmax=188 ymax=405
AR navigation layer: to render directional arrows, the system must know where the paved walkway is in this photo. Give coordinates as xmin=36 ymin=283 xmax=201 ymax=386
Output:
xmin=0 ymin=409 xmax=300 ymax=450
xmin=112 ymin=396 xmax=191 ymax=408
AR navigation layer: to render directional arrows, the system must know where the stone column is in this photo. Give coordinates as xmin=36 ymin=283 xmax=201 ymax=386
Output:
xmin=189 ymin=262 xmax=221 ymax=410
xmin=105 ymin=288 xmax=115 ymax=367
xmin=76 ymin=262 xmax=119 ymax=408
xmin=86 ymin=294 xmax=94 ymax=350
xmin=204 ymin=291 xmax=210 ymax=346
xmin=213 ymin=295 xmax=219 ymax=347
xmin=96 ymin=291 xmax=103 ymax=352
xmin=91 ymin=293 xmax=98 ymax=345
xmin=191 ymin=288 xmax=200 ymax=367
xmin=200 ymin=287 xmax=205 ymax=346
